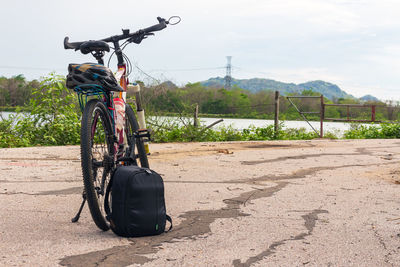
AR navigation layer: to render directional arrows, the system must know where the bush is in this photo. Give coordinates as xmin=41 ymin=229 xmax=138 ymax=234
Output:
xmin=150 ymin=120 xmax=329 ymax=143
xmin=344 ymin=123 xmax=400 ymax=139
xmin=0 ymin=74 xmax=80 ymax=148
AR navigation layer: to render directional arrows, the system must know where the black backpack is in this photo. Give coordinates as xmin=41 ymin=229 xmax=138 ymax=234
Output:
xmin=104 ymin=165 xmax=172 ymax=237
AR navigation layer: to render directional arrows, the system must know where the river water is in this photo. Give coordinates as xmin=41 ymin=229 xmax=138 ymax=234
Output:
xmin=149 ymin=116 xmax=359 ymax=136
xmin=1 ymin=111 xmax=360 ymax=136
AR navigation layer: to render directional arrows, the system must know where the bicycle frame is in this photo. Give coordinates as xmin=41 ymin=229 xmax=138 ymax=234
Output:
xmin=111 ymin=62 xmax=149 ymax=157
xmin=113 ymin=64 xmax=128 ymax=151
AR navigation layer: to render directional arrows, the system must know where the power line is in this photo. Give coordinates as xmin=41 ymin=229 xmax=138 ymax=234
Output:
xmin=0 ymin=65 xmax=66 ymax=72
xmin=149 ymin=67 xmax=225 ymax=72
xmin=0 ymin=62 xmax=268 ymax=83
xmin=132 ymin=61 xmax=161 ymax=84
xmin=232 ymin=66 xmax=272 ymax=76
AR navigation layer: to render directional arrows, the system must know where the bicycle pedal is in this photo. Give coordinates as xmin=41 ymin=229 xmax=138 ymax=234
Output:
xmin=135 ymin=129 xmax=151 ymax=139
xmin=116 ymin=156 xmax=135 ymax=163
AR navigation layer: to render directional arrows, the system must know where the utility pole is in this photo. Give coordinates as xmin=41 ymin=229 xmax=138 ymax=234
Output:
xmin=224 ymin=56 xmax=232 ymax=90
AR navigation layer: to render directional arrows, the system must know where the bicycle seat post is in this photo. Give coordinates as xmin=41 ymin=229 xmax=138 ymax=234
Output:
xmin=92 ymin=51 xmax=105 ymax=65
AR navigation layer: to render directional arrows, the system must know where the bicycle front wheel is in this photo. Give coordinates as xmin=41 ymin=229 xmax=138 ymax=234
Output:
xmin=81 ymin=99 xmax=114 ymax=231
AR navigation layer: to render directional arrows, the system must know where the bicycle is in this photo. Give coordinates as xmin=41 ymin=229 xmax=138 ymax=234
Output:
xmin=65 ymin=16 xmax=180 ymax=230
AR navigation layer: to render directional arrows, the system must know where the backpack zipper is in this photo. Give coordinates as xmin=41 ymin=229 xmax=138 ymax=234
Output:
xmin=124 ymin=169 xmax=147 ymax=236
xmin=154 ymin=172 xmax=159 ymax=232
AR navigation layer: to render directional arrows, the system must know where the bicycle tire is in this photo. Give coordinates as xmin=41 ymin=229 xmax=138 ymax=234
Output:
xmin=81 ymin=99 xmax=114 ymax=231
xmin=125 ymin=104 xmax=149 ymax=168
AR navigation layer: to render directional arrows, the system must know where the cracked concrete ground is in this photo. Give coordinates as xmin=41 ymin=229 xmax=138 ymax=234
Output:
xmin=1 ymin=139 xmax=400 ymax=266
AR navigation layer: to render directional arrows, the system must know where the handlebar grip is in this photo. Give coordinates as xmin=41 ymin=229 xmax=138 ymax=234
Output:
xmin=64 ymin=37 xmax=84 ymax=50
xmin=142 ymin=23 xmax=167 ymax=33
xmin=142 ymin=17 xmax=167 ymax=33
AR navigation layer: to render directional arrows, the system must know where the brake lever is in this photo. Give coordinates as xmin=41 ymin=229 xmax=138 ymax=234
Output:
xmin=128 ymin=32 xmax=154 ymax=44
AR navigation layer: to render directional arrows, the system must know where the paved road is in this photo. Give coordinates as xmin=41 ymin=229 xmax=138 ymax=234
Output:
xmin=1 ymin=139 xmax=400 ymax=266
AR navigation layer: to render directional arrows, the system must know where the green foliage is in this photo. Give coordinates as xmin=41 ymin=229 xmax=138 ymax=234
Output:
xmin=344 ymin=123 xmax=400 ymax=139
xmin=0 ymin=115 xmax=29 ymax=147
xmin=279 ymin=127 xmax=319 ymax=140
xmin=150 ymin=119 xmax=328 ymax=143
xmin=0 ymin=75 xmax=39 ymax=107
xmin=2 ymin=73 xmax=400 ymax=148
xmin=135 ymin=81 xmax=400 ymax=123
xmin=3 ymin=74 xmax=400 ymax=123
xmin=0 ymin=74 xmax=80 ymax=148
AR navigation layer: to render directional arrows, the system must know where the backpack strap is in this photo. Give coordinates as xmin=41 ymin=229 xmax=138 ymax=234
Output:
xmin=104 ymin=169 xmax=115 ymax=221
xmin=165 ymin=214 xmax=173 ymax=232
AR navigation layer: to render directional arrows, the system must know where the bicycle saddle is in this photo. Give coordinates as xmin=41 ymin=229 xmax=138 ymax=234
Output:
xmin=79 ymin=40 xmax=110 ymax=54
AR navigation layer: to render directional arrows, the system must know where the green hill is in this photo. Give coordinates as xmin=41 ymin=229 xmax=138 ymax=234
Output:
xmin=201 ymin=77 xmax=360 ymax=100
xmin=359 ymin=94 xmax=379 ymax=102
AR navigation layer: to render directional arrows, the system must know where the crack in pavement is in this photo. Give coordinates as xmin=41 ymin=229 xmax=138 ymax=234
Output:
xmin=242 ymin=153 xmax=362 ymax=165
xmin=0 ymin=157 xmax=78 ymax=161
xmin=234 ymin=165 xmax=364 ymax=185
xmin=232 ymin=209 xmax=329 ymax=267
xmin=241 ymin=147 xmax=374 ymax=166
xmin=0 ymin=180 xmax=80 ymax=183
xmin=3 ymin=161 xmax=398 ymax=197
xmin=0 ymin=187 xmax=82 ymax=196
xmin=234 ymin=161 xmax=400 ymax=185
xmin=59 ymin=182 xmax=288 ymax=267
xmin=240 ymin=146 xmax=398 ymax=166
xmin=37 ymin=187 xmax=82 ymax=195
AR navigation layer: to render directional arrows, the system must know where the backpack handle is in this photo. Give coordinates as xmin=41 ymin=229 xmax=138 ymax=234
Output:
xmin=165 ymin=215 xmax=173 ymax=232
xmin=104 ymin=170 xmax=115 ymax=220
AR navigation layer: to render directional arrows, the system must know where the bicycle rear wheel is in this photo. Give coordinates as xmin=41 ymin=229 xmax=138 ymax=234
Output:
xmin=125 ymin=104 xmax=149 ymax=168
xmin=81 ymin=99 xmax=114 ymax=231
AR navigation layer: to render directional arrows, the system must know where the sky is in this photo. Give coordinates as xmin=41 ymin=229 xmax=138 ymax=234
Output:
xmin=1 ymin=0 xmax=400 ymax=100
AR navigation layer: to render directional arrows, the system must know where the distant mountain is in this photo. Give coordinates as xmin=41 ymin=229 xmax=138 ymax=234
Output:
xmin=359 ymin=94 xmax=379 ymax=102
xmin=202 ymin=77 xmax=299 ymax=94
xmin=297 ymin=80 xmax=354 ymax=100
xmin=160 ymin=81 xmax=178 ymax=89
xmin=200 ymin=77 xmax=363 ymax=101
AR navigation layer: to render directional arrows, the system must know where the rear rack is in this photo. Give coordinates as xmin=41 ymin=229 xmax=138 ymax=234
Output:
xmin=74 ymin=84 xmax=109 ymax=112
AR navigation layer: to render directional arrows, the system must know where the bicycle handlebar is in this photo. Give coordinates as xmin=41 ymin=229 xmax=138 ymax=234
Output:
xmin=64 ymin=16 xmax=177 ymax=51
xmin=141 ymin=17 xmax=167 ymax=34
xmin=64 ymin=37 xmax=84 ymax=50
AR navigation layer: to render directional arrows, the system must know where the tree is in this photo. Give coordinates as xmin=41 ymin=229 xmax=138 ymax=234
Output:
xmin=0 ymin=75 xmax=38 ymax=107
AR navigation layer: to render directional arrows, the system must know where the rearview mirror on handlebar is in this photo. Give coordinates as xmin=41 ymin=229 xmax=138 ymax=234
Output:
xmin=168 ymin=16 xmax=181 ymax=25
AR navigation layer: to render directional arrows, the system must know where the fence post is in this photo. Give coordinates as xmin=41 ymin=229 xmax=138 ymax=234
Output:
xmin=194 ymin=104 xmax=199 ymax=127
xmin=274 ymin=91 xmax=280 ymax=138
xmin=371 ymin=105 xmax=376 ymax=122
xmin=320 ymin=95 xmax=324 ymax=138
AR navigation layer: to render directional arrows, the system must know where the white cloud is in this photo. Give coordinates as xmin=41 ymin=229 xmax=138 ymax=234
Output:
xmin=2 ymin=0 xmax=400 ymax=100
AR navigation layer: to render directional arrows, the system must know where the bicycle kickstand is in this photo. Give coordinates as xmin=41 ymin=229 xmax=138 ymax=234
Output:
xmin=71 ymin=190 xmax=86 ymax=223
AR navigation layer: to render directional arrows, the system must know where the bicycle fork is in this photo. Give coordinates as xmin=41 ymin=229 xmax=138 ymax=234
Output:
xmin=129 ymin=83 xmax=150 ymax=154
